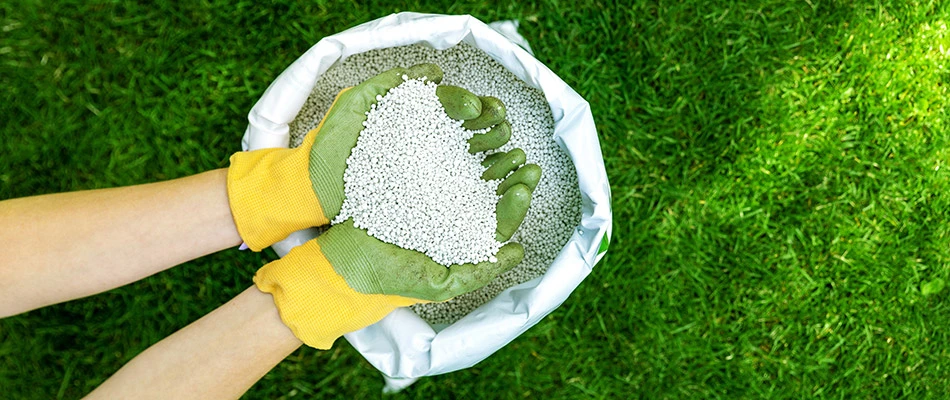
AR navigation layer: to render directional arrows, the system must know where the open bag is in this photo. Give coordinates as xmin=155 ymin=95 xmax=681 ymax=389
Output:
xmin=240 ymin=12 xmax=612 ymax=392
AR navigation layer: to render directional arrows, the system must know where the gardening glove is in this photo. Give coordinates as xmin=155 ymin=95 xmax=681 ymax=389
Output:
xmin=227 ymin=63 xmax=537 ymax=250
xmin=254 ymin=220 xmax=525 ymax=349
xmin=255 ymin=155 xmax=541 ymax=349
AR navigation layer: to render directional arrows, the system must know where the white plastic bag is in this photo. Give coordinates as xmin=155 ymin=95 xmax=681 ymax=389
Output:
xmin=241 ymin=12 xmax=612 ymax=392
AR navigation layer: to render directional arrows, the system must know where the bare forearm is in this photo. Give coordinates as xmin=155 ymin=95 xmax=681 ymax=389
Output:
xmin=0 ymin=169 xmax=242 ymax=317
xmin=85 ymin=286 xmax=302 ymax=400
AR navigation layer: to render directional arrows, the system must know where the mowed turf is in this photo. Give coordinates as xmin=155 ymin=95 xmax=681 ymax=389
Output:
xmin=3 ymin=1 xmax=950 ymax=398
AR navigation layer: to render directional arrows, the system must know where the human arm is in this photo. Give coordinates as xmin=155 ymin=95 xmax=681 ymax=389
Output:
xmin=0 ymin=168 xmax=242 ymax=318
xmin=84 ymin=286 xmax=302 ymax=400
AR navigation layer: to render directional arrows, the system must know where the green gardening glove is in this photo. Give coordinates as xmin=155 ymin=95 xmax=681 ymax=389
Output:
xmin=227 ymin=64 xmax=537 ymax=250
xmin=253 ymin=221 xmax=525 ymax=349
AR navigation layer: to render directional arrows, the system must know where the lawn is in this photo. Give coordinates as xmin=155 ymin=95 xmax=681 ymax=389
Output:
xmin=3 ymin=0 xmax=950 ymax=398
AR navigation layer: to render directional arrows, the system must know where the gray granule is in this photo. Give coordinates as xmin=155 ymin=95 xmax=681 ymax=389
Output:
xmin=289 ymin=43 xmax=582 ymax=325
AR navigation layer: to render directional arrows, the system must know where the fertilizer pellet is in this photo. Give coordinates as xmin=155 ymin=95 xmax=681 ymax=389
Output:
xmin=333 ymin=77 xmax=503 ymax=266
xmin=290 ymin=43 xmax=582 ymax=325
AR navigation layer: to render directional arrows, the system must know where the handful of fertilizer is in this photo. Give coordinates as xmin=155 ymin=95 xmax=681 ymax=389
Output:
xmin=333 ymin=75 xmax=536 ymax=267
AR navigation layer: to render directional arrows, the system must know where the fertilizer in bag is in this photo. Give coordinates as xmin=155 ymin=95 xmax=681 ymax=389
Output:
xmin=287 ymin=43 xmax=583 ymax=325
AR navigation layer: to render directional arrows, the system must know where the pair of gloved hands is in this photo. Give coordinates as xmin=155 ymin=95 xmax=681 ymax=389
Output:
xmin=227 ymin=64 xmax=540 ymax=349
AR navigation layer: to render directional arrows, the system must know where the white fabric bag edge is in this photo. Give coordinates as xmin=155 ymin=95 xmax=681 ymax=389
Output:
xmin=239 ymin=12 xmax=612 ymax=392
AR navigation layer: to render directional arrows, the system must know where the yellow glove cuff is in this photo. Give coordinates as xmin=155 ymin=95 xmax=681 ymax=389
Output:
xmin=227 ymin=144 xmax=328 ymax=251
xmin=253 ymin=240 xmax=420 ymax=349
xmin=226 ymin=89 xmax=353 ymax=251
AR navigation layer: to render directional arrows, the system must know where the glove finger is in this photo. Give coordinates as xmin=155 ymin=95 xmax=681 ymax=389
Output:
xmin=360 ymin=63 xmax=443 ymax=91
xmin=462 ymin=96 xmax=506 ymax=130
xmin=496 ymin=163 xmax=541 ymax=195
xmin=423 ymin=243 xmax=525 ymax=301
xmin=468 ymin=121 xmax=512 ymax=153
xmin=495 ymin=184 xmax=532 ymax=242
xmin=481 ymin=152 xmax=507 ymax=167
xmin=481 ymin=148 xmax=526 ymax=180
xmin=321 ymin=64 xmax=441 ymax=133
xmin=343 ymin=63 xmax=443 ymax=108
xmin=407 ymin=63 xmax=443 ymax=83
xmin=436 ymin=85 xmax=482 ymax=120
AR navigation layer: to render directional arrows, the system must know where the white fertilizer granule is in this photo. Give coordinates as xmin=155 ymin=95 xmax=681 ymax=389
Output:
xmin=333 ymin=77 xmax=503 ymax=266
xmin=290 ymin=43 xmax=582 ymax=325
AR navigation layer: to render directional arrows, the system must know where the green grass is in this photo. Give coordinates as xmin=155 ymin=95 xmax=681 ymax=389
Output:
xmin=3 ymin=0 xmax=950 ymax=398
